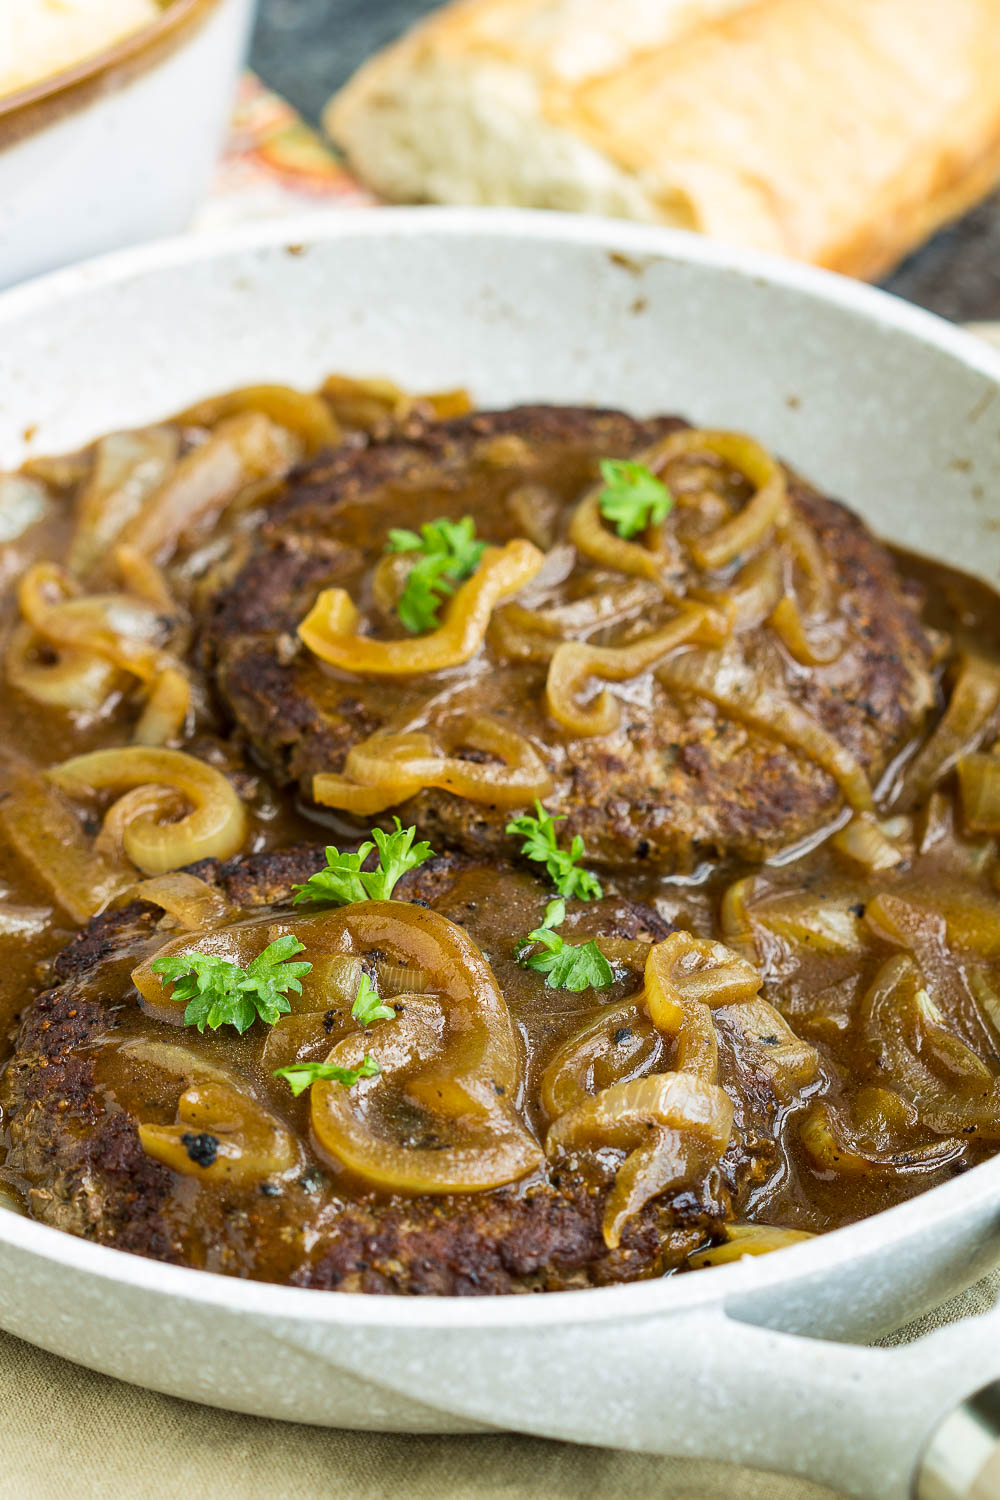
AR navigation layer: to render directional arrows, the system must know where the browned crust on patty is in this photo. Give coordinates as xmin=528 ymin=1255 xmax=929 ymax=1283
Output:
xmin=202 ymin=405 xmax=935 ymax=871
xmin=0 ymin=847 xmax=750 ymax=1294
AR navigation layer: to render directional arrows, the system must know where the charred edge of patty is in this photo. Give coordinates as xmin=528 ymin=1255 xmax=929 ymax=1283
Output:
xmin=0 ymin=846 xmax=740 ymax=1292
xmin=5 ymin=964 xmax=733 ymax=1293
xmin=291 ymin=1170 xmax=728 ymax=1295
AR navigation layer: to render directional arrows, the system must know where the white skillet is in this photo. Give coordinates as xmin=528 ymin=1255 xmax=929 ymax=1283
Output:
xmin=0 ymin=209 xmax=999 ymax=1500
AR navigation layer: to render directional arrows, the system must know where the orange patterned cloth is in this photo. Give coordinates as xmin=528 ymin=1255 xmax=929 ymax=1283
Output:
xmin=196 ymin=73 xmax=376 ymax=229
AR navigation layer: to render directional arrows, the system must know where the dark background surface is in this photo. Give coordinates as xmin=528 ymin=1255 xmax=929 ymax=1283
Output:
xmin=249 ymin=0 xmax=1000 ymax=323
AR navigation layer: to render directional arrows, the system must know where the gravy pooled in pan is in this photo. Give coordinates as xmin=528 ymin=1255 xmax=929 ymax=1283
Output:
xmin=0 ymin=378 xmax=998 ymax=1292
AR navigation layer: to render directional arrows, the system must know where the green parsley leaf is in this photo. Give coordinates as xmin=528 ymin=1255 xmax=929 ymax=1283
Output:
xmin=526 ymin=898 xmax=566 ymax=945
xmin=394 ymin=555 xmax=453 ymax=635
xmin=273 ymin=1054 xmax=381 ymax=1098
xmin=515 ymin=901 xmax=614 ymax=993
xmin=152 ymin=935 xmax=312 ymax=1034
xmin=385 ymin=526 xmax=422 ymax=552
xmin=385 ymin=515 xmax=487 ymax=633
xmin=531 ymin=941 xmax=614 ymax=992
xmin=352 ymin=973 xmax=396 ymax=1025
xmin=387 ymin=515 xmax=486 ymax=573
xmin=293 ymin=819 xmax=435 ymax=906
xmin=505 ymin=801 xmax=603 ymax=901
xmin=597 ymin=458 xmax=673 ymax=539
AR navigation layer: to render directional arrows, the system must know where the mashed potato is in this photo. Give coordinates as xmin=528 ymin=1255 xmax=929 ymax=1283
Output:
xmin=0 ymin=0 xmax=162 ymax=100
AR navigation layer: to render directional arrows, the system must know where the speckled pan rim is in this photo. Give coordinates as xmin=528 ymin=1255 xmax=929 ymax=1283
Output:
xmin=0 ymin=0 xmax=226 ymax=124
xmin=1 ymin=205 xmax=999 ymax=1328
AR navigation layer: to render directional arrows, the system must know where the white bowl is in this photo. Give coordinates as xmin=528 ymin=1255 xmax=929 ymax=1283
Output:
xmin=0 ymin=210 xmax=999 ymax=1499
xmin=0 ymin=0 xmax=254 ymax=290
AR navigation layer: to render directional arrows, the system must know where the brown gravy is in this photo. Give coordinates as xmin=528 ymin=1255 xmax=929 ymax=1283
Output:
xmin=1 ymin=383 xmax=999 ymax=1284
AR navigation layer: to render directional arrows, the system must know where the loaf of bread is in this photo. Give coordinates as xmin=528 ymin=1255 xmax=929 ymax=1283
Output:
xmin=326 ymin=0 xmax=1000 ymax=279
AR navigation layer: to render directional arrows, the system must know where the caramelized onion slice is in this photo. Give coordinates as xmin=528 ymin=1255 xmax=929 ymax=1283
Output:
xmin=120 ymin=412 xmax=300 ymax=561
xmin=489 ymin=579 xmax=665 ymax=667
xmin=718 ymin=875 xmax=761 ymax=959
xmin=866 ymin=888 xmax=1000 ymax=960
xmin=689 ymin=1224 xmax=816 ymax=1266
xmin=175 ymin=384 xmax=341 ymax=455
xmin=297 ymin=902 xmax=521 ymax=1069
xmin=957 ymin=753 xmax=1000 ymax=833
xmin=539 ymin=1001 xmax=656 ymax=1121
xmin=726 ymin=551 xmax=784 ymax=632
xmin=111 ymin=543 xmax=178 ymax=611
xmin=312 ymin=998 xmax=542 ymax=1194
xmin=285 ymin=903 xmax=540 ymax=1192
xmin=769 ymin=595 xmax=841 ymax=667
xmin=539 ymin=932 xmax=756 ymax=1248
xmin=11 ymin=561 xmax=192 ymax=735
xmin=657 ymin=647 xmax=874 ymax=812
xmin=861 ymin=953 xmax=1000 ymax=1137
xmin=17 ymin=561 xmax=185 ymax=685
xmin=314 ymin=714 xmax=554 ymax=815
xmin=569 ymin=490 xmax=684 ymax=596
xmin=778 ymin=512 xmax=834 ymax=618
xmin=644 ymin=932 xmax=762 ymax=1030
xmin=800 ymin=1096 xmax=964 ymax=1175
xmin=133 ymin=666 xmax=192 ymax=747
xmin=664 ymin=430 xmax=788 ymax=571
xmin=601 ymin=1128 xmax=705 ymax=1250
xmin=299 ymin=539 xmax=543 ymax=676
xmin=320 ymin=374 xmax=470 ymax=434
xmin=546 ymin=1073 xmax=734 ymax=1248
xmin=139 ymin=1080 xmax=299 ymax=1183
xmin=68 ymin=426 xmax=179 ymax=578
xmin=640 ymin=932 xmax=763 ymax=1084
xmin=545 ymin=604 xmax=726 ymax=737
xmin=567 ymin=427 xmax=785 ymax=589
xmin=831 ymin=812 xmax=909 ymax=872
xmin=131 ymin=873 xmax=235 ymax=931
xmin=744 ymin=886 xmax=867 ymax=957
xmin=488 ymin=602 xmax=566 ymax=665
xmin=94 ymin=785 xmax=186 ymax=863
xmin=898 ymin=653 xmax=1000 ymax=810
xmin=0 ymin=764 xmax=131 ymax=922
xmin=291 ymin=953 xmax=366 ymax=1014
xmin=49 ymin=747 xmax=248 ymax=876
xmin=5 ymin=621 xmax=121 ymax=712
xmin=8 ymin=564 xmax=126 ymax=712
xmin=715 ymin=996 xmax=820 ymax=1102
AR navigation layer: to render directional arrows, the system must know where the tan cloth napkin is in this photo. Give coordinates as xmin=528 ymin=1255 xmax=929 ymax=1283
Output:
xmin=2 ymin=1274 xmax=998 ymax=1500
xmin=969 ymin=321 xmax=1000 ymax=349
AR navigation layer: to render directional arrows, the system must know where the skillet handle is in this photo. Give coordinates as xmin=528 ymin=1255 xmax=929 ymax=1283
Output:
xmin=918 ymin=1384 xmax=1000 ymax=1500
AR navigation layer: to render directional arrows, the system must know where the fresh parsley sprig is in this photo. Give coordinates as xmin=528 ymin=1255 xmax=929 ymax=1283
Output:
xmin=505 ymin=801 xmax=603 ymax=901
xmin=352 ymin=972 xmax=395 ymax=1025
xmin=385 ymin=515 xmax=488 ymax=633
xmin=274 ymin=1055 xmax=381 ymax=1097
xmin=597 ymin=458 xmax=673 ymax=539
xmin=275 ymin=979 xmax=391 ymax=1096
xmin=516 ymin=899 xmax=614 ymax=993
xmin=152 ymin=936 xmax=312 ymax=1034
xmin=293 ymin=819 xmax=434 ymax=906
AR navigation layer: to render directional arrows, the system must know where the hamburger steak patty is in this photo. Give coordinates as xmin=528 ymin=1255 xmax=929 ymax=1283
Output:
xmin=203 ymin=405 xmax=936 ymax=870
xmin=0 ymin=847 xmax=780 ymax=1293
